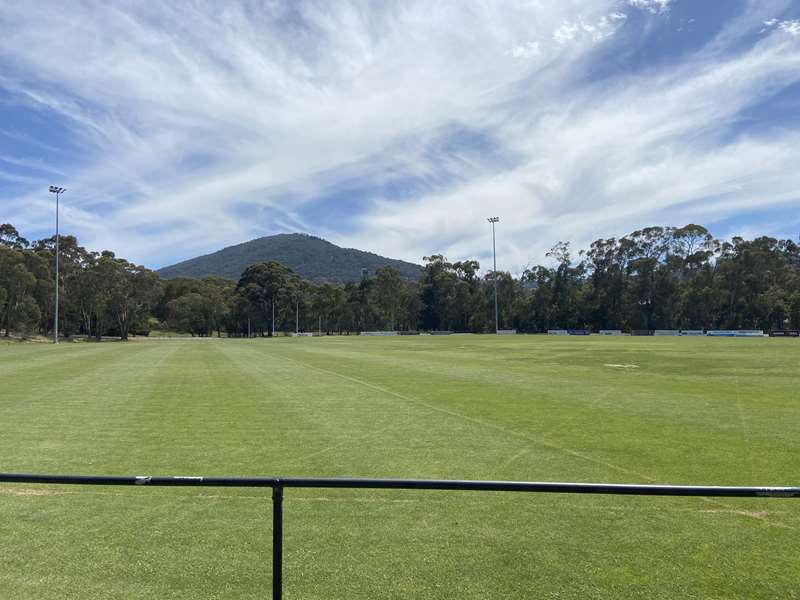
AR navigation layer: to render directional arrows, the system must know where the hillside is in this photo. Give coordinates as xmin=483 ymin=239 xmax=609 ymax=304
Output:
xmin=157 ymin=233 xmax=422 ymax=282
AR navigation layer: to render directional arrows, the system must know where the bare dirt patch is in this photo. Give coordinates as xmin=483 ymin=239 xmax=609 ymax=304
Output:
xmin=0 ymin=487 xmax=68 ymax=497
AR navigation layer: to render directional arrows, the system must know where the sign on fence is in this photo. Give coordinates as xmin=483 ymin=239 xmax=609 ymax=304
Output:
xmin=496 ymin=329 xmax=517 ymax=335
xmin=361 ymin=331 xmax=398 ymax=336
xmin=599 ymin=330 xmax=623 ymax=336
xmin=770 ymin=330 xmax=800 ymax=337
xmin=707 ymin=330 xmax=764 ymax=337
xmin=430 ymin=331 xmax=454 ymax=335
xmin=654 ymin=330 xmax=679 ymax=336
xmin=631 ymin=330 xmax=653 ymax=336
xmin=680 ymin=330 xmax=704 ymax=336
xmin=292 ymin=332 xmax=314 ymax=337
xmin=548 ymin=329 xmax=569 ymax=335
xmin=568 ymin=329 xmax=590 ymax=336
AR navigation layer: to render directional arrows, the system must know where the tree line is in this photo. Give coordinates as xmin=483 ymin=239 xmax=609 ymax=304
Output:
xmin=2 ymin=222 xmax=799 ymax=339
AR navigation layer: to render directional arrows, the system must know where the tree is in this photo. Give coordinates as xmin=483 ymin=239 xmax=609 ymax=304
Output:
xmin=419 ymin=255 xmax=458 ymax=331
xmin=288 ymin=278 xmax=312 ymax=333
xmin=312 ymin=282 xmax=344 ymax=333
xmin=98 ymin=254 xmax=162 ymax=340
xmin=0 ymin=246 xmax=41 ymax=336
xmin=167 ymin=293 xmax=214 ymax=336
xmin=0 ymin=224 xmax=29 ymax=250
xmin=451 ymin=260 xmax=480 ymax=331
xmin=373 ymin=266 xmax=403 ymax=330
xmin=2 ymin=220 xmax=799 ymax=339
xmin=236 ymin=261 xmax=295 ymax=336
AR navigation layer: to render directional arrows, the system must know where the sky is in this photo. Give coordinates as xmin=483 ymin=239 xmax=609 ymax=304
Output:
xmin=1 ymin=0 xmax=800 ymax=273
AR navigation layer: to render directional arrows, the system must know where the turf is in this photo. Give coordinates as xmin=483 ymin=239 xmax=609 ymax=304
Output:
xmin=0 ymin=335 xmax=798 ymax=599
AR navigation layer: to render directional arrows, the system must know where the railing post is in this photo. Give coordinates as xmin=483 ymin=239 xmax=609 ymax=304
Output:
xmin=272 ymin=483 xmax=284 ymax=600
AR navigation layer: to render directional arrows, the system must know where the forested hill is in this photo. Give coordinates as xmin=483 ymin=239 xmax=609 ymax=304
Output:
xmin=157 ymin=233 xmax=422 ymax=282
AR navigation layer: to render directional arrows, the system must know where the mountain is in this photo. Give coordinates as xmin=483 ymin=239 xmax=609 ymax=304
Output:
xmin=157 ymin=233 xmax=422 ymax=282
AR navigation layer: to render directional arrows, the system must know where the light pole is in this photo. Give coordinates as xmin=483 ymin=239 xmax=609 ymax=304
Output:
xmin=49 ymin=186 xmax=66 ymax=344
xmin=487 ymin=216 xmax=500 ymax=333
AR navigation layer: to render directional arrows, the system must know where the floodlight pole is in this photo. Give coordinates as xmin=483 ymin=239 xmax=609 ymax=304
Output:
xmin=49 ymin=186 xmax=66 ymax=344
xmin=488 ymin=217 xmax=500 ymax=333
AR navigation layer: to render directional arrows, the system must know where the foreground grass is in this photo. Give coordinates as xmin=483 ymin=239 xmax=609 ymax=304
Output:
xmin=0 ymin=335 xmax=798 ymax=599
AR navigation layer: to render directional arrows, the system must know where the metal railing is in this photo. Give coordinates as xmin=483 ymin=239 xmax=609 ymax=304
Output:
xmin=2 ymin=472 xmax=799 ymax=599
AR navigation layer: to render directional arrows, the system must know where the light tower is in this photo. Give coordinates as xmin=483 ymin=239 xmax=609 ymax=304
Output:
xmin=49 ymin=186 xmax=66 ymax=344
xmin=487 ymin=217 xmax=500 ymax=333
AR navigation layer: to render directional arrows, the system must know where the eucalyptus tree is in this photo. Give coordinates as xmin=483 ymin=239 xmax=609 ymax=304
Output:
xmin=236 ymin=261 xmax=295 ymax=336
xmin=312 ymin=282 xmax=344 ymax=333
xmin=100 ymin=254 xmax=162 ymax=340
xmin=0 ymin=246 xmax=41 ymax=336
xmin=373 ymin=266 xmax=403 ymax=330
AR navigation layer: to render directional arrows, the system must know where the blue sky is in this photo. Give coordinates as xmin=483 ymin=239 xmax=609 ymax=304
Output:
xmin=1 ymin=0 xmax=799 ymax=272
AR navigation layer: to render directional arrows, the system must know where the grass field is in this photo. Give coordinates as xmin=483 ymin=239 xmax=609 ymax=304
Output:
xmin=1 ymin=335 xmax=799 ymax=599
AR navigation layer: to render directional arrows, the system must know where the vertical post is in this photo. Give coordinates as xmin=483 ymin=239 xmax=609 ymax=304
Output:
xmin=488 ymin=217 xmax=500 ymax=333
xmin=272 ymin=301 xmax=275 ymax=337
xmin=54 ymin=190 xmax=60 ymax=344
xmin=272 ymin=484 xmax=284 ymax=600
xmin=295 ymin=300 xmax=299 ymax=334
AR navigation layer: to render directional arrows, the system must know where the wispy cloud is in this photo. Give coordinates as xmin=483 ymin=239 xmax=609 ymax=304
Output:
xmin=627 ymin=0 xmax=672 ymax=15
xmin=0 ymin=0 xmax=799 ymax=272
xmin=779 ymin=20 xmax=800 ymax=36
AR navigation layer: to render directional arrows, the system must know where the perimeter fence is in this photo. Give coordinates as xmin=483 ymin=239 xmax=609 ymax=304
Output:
xmin=2 ymin=473 xmax=799 ymax=599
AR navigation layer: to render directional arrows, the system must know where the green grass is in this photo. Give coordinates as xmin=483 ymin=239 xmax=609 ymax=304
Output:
xmin=1 ymin=335 xmax=798 ymax=599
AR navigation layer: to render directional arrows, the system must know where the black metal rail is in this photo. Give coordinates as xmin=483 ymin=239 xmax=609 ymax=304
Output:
xmin=2 ymin=473 xmax=799 ymax=599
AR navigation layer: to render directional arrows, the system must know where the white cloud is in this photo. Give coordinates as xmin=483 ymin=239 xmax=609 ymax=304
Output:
xmin=778 ymin=20 xmax=800 ymax=36
xmin=0 ymin=0 xmax=798 ymax=275
xmin=760 ymin=17 xmax=800 ymax=38
xmin=553 ymin=12 xmax=625 ymax=45
xmin=507 ymin=41 xmax=541 ymax=59
xmin=627 ymin=0 xmax=671 ymax=15
xmin=340 ymin=30 xmax=800 ymax=271
xmin=553 ymin=22 xmax=580 ymax=44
